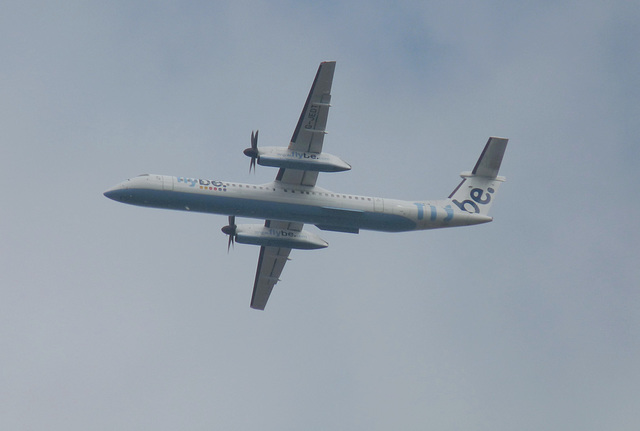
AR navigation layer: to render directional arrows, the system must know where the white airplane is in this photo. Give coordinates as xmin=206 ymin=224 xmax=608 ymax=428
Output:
xmin=104 ymin=61 xmax=509 ymax=310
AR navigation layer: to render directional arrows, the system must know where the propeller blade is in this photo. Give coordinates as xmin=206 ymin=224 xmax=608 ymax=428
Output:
xmin=245 ymin=130 xmax=259 ymax=173
xmin=222 ymin=216 xmax=237 ymax=252
xmin=251 ymin=130 xmax=258 ymax=150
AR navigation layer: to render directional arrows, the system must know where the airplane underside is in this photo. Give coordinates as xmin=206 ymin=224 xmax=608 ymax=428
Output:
xmin=104 ymin=61 xmax=509 ymax=309
xmin=109 ymin=187 xmax=418 ymax=233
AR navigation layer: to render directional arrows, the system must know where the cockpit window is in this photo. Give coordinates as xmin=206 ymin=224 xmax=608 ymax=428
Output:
xmin=137 ymin=174 xmax=150 ymax=177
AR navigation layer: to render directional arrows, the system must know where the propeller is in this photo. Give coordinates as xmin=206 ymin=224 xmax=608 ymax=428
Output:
xmin=243 ymin=130 xmax=259 ymax=172
xmin=221 ymin=215 xmax=237 ymax=252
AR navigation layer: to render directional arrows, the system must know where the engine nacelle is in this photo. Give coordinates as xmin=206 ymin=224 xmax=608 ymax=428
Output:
xmin=234 ymin=224 xmax=328 ymax=250
xmin=252 ymin=147 xmax=351 ymax=172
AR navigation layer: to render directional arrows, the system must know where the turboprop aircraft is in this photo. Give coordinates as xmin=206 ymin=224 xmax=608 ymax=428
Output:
xmin=104 ymin=61 xmax=509 ymax=310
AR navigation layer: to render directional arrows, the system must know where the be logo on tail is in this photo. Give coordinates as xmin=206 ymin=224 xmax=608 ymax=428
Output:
xmin=447 ymin=136 xmax=508 ymax=217
xmin=452 ymin=187 xmax=494 ymax=214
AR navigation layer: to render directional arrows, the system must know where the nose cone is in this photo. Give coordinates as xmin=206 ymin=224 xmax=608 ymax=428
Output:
xmin=103 ymin=187 xmax=118 ymax=200
xmin=103 ymin=181 xmax=129 ymax=202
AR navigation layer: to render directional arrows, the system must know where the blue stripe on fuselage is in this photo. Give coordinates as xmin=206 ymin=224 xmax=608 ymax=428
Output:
xmin=120 ymin=188 xmax=416 ymax=232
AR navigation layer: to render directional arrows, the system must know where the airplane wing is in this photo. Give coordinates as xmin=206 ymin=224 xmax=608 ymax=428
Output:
xmin=276 ymin=61 xmax=336 ymax=187
xmin=251 ymin=62 xmax=336 ymax=309
xmin=250 ymin=220 xmax=303 ymax=310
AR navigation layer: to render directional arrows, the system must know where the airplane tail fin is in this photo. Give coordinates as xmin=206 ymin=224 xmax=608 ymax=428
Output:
xmin=448 ymin=137 xmax=509 ymax=216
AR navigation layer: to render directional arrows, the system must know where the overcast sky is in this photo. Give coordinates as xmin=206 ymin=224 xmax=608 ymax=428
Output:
xmin=2 ymin=1 xmax=639 ymax=430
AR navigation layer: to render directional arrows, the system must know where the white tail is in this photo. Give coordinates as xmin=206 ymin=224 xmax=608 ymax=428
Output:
xmin=448 ymin=137 xmax=508 ymax=216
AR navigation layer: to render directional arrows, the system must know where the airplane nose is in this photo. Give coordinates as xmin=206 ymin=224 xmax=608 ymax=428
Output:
xmin=103 ymin=187 xmax=123 ymax=202
xmin=103 ymin=188 xmax=118 ymax=200
xmin=103 ymin=181 xmax=129 ymax=202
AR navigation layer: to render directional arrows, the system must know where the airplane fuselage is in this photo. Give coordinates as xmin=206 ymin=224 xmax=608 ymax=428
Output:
xmin=103 ymin=60 xmax=508 ymax=310
xmin=104 ymin=174 xmax=492 ymax=234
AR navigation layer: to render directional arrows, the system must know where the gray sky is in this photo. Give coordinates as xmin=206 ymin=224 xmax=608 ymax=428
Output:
xmin=2 ymin=1 xmax=639 ymax=430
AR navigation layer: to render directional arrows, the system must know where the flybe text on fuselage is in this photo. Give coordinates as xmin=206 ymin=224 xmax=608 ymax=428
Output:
xmin=177 ymin=177 xmax=226 ymax=188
